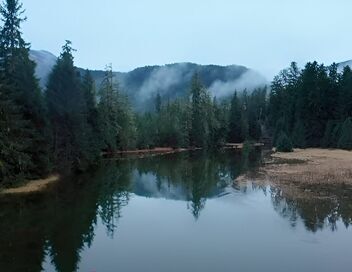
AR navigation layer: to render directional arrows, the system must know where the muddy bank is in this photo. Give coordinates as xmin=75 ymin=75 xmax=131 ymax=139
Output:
xmin=0 ymin=175 xmax=60 ymax=195
xmin=104 ymin=142 xmax=265 ymax=159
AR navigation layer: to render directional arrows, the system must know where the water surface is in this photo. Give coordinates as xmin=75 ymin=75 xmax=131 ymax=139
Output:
xmin=1 ymin=150 xmax=352 ymax=272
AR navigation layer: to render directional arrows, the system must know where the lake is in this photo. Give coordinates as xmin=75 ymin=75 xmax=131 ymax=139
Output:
xmin=1 ymin=149 xmax=352 ymax=272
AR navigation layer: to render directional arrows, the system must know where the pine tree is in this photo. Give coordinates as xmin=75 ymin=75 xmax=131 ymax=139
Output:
xmin=339 ymin=66 xmax=352 ymax=119
xmin=292 ymin=119 xmax=306 ymax=148
xmin=228 ymin=92 xmax=243 ymax=143
xmin=98 ymin=65 xmax=120 ymax=152
xmin=46 ymin=41 xmax=92 ymax=171
xmin=338 ymin=118 xmax=352 ymax=150
xmin=321 ymin=120 xmax=336 ymax=148
xmin=190 ymin=73 xmax=211 ymax=147
xmin=0 ymin=78 xmax=30 ymax=183
xmin=0 ymin=0 xmax=50 ymax=179
xmin=81 ymin=69 xmax=101 ymax=162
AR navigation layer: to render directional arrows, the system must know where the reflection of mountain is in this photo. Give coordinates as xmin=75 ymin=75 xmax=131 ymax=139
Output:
xmin=132 ymin=171 xmax=189 ymax=200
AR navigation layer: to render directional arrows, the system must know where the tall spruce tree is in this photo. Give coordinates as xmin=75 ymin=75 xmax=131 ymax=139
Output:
xmin=98 ymin=65 xmax=120 ymax=152
xmin=338 ymin=118 xmax=352 ymax=150
xmin=228 ymin=92 xmax=243 ymax=143
xmin=0 ymin=78 xmax=31 ymax=183
xmin=190 ymin=73 xmax=211 ymax=147
xmin=46 ymin=41 xmax=93 ymax=171
xmin=0 ymin=0 xmax=50 ymax=180
xmin=81 ymin=69 xmax=101 ymax=162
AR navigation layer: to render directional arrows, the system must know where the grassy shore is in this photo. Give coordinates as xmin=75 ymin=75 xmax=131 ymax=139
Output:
xmin=0 ymin=175 xmax=60 ymax=195
xmin=264 ymin=148 xmax=352 ymax=185
xmin=235 ymin=148 xmax=352 ymax=199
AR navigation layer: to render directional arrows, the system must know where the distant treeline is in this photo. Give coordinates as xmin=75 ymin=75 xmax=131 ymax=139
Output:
xmin=269 ymin=62 xmax=352 ymax=151
xmin=1 ymin=0 xmax=352 ymax=184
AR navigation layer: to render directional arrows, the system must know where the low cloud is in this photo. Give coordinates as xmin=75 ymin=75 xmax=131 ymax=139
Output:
xmin=209 ymin=70 xmax=268 ymax=98
xmin=138 ymin=64 xmax=191 ymax=101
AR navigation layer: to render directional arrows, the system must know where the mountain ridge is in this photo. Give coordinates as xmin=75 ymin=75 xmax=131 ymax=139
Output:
xmin=30 ymin=50 xmax=268 ymax=110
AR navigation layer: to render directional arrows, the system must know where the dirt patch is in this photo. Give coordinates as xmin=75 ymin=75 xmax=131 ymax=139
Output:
xmin=0 ymin=175 xmax=60 ymax=195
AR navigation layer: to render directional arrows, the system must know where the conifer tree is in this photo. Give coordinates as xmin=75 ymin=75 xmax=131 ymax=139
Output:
xmin=0 ymin=0 xmax=50 ymax=179
xmin=98 ymin=65 xmax=120 ymax=152
xmin=276 ymin=131 xmax=293 ymax=152
xmin=46 ymin=41 xmax=93 ymax=171
xmin=0 ymin=78 xmax=30 ymax=182
xmin=338 ymin=118 xmax=352 ymax=150
xmin=292 ymin=119 xmax=306 ymax=148
xmin=190 ymin=73 xmax=211 ymax=147
xmin=228 ymin=92 xmax=243 ymax=143
xmin=81 ymin=69 xmax=101 ymax=162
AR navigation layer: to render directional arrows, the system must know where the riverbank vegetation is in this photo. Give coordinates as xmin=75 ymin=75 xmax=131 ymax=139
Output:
xmin=1 ymin=0 xmax=352 ymax=186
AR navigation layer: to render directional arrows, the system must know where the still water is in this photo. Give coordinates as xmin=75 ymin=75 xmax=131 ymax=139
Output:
xmin=1 ymin=150 xmax=352 ymax=272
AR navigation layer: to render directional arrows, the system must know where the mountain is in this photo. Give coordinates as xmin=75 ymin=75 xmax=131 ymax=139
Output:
xmin=29 ymin=50 xmax=268 ymax=111
xmin=29 ymin=50 xmax=57 ymax=87
xmin=338 ymin=60 xmax=352 ymax=71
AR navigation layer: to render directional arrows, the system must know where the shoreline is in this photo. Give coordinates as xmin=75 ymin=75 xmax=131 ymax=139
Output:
xmin=1 ymin=142 xmax=264 ymax=195
xmin=102 ymin=147 xmax=202 ymax=159
xmin=235 ymin=148 xmax=352 ymax=199
xmin=103 ymin=142 xmax=265 ymax=159
xmin=0 ymin=175 xmax=60 ymax=195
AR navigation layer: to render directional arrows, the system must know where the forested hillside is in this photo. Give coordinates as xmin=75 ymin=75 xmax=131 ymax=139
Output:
xmin=30 ymin=50 xmax=267 ymax=111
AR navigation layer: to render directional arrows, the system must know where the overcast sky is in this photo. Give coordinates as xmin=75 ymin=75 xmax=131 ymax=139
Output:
xmin=22 ymin=0 xmax=351 ymax=79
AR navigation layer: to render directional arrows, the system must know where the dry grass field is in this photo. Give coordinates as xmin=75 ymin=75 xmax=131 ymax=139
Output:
xmin=235 ymin=148 xmax=352 ymax=199
xmin=265 ymin=149 xmax=352 ymax=185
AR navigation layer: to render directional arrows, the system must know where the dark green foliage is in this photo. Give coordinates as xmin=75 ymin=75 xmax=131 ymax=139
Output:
xmin=273 ymin=118 xmax=288 ymax=145
xmin=338 ymin=118 xmax=352 ymax=150
xmin=190 ymin=73 xmax=212 ymax=147
xmin=321 ymin=120 xmax=337 ymax=148
xmin=85 ymin=63 xmax=251 ymax=111
xmin=292 ymin=120 xmax=306 ymax=148
xmin=46 ymin=41 xmax=97 ymax=171
xmin=339 ymin=67 xmax=352 ymax=119
xmin=0 ymin=0 xmax=50 ymax=182
xmin=0 ymin=80 xmax=30 ymax=183
xmin=276 ymin=131 xmax=293 ymax=152
xmin=269 ymin=61 xmax=352 ymax=149
xmin=98 ymin=65 xmax=137 ymax=152
xmin=210 ymin=98 xmax=228 ymax=147
xmin=81 ymin=70 xmax=101 ymax=162
xmin=97 ymin=66 xmax=120 ymax=152
xmin=228 ymin=92 xmax=243 ymax=142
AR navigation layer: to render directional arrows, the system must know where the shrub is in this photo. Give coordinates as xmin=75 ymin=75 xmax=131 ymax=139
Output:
xmin=276 ymin=131 xmax=293 ymax=152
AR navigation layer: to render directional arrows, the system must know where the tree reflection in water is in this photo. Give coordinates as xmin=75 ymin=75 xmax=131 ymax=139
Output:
xmin=269 ymin=185 xmax=352 ymax=233
xmin=1 ymin=149 xmax=352 ymax=272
